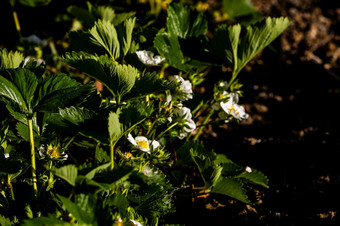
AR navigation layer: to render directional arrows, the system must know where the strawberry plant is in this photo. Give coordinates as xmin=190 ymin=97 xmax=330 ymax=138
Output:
xmin=0 ymin=1 xmax=290 ymax=225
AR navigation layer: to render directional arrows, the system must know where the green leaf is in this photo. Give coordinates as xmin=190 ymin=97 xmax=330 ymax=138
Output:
xmin=89 ymin=19 xmax=120 ymax=60
xmin=116 ymin=17 xmax=136 ymax=58
xmin=35 ymin=81 xmax=95 ymax=113
xmin=108 ymin=111 xmax=122 ymax=143
xmin=118 ymin=101 xmax=153 ymax=131
xmin=237 ymin=17 xmax=291 ymax=75
xmin=95 ymin=146 xmax=110 ymax=163
xmin=211 ymin=24 xmax=241 ymax=69
xmin=238 ymin=168 xmax=269 ymax=188
xmin=57 ymin=194 xmax=95 ymax=225
xmin=222 ymin=0 xmax=258 ymax=19
xmin=125 ymin=72 xmax=176 ymax=100
xmin=62 ymin=52 xmax=137 ymax=98
xmin=177 ymin=141 xmax=206 ymax=164
xmin=54 ymin=165 xmax=78 ymax=186
xmin=67 ymin=5 xmax=96 ymax=29
xmin=17 ymin=0 xmax=52 ymax=7
xmin=0 ymin=214 xmax=13 ymax=226
xmin=103 ymin=61 xmax=137 ymax=98
xmin=211 ymin=178 xmax=250 ymax=203
xmin=0 ymin=48 xmax=24 ymax=70
xmin=59 ymin=106 xmax=95 ymax=126
xmin=190 ymin=149 xmax=214 ymax=188
xmin=167 ymin=3 xmax=208 ymax=39
xmin=154 ymin=32 xmax=192 ymax=72
xmin=22 ymin=216 xmax=71 ymax=226
xmin=0 ymin=68 xmax=38 ymax=114
xmin=85 ymin=162 xmax=111 ymax=180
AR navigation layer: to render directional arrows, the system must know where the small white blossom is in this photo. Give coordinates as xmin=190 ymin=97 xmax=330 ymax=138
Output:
xmin=21 ymin=34 xmax=47 ymax=46
xmin=127 ymin=134 xmax=160 ymax=154
xmin=173 ymin=107 xmax=196 ymax=139
xmin=4 ymin=153 xmax=9 ymax=159
xmin=38 ymin=144 xmax=68 ymax=160
xmin=136 ymin=50 xmax=165 ymax=66
xmin=23 ymin=56 xmax=45 ymax=67
xmin=245 ymin=166 xmax=252 ymax=173
xmin=171 ymin=75 xmax=193 ymax=101
xmin=130 ymin=219 xmax=143 ymax=226
xmin=220 ymin=93 xmax=248 ymax=120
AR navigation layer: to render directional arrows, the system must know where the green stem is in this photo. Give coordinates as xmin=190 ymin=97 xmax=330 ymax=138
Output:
xmin=46 ymin=161 xmax=54 ymax=191
xmin=110 ymin=140 xmax=118 ymax=170
xmin=28 ymin=119 xmax=38 ymax=196
xmin=12 ymin=9 xmax=21 ymax=39
xmin=7 ymin=176 xmax=15 ymax=201
xmin=155 ymin=122 xmax=178 ymax=140
xmin=192 ymin=108 xmax=215 ymax=141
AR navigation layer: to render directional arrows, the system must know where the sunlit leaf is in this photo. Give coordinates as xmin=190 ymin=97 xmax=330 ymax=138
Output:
xmin=223 ymin=0 xmax=258 ymax=19
xmin=54 ymin=164 xmax=78 ymax=186
xmin=125 ymin=72 xmax=176 ymax=100
xmin=167 ymin=3 xmax=208 ymax=39
xmin=237 ymin=17 xmax=291 ymax=75
xmin=116 ymin=17 xmax=136 ymax=58
xmin=89 ymin=19 xmax=120 ymax=60
xmin=211 ymin=177 xmax=250 ymax=203
xmin=108 ymin=111 xmax=122 ymax=142
xmin=238 ymin=168 xmax=269 ymax=188
xmin=17 ymin=0 xmax=51 ymax=7
xmin=0 ymin=48 xmax=24 ymax=70
xmin=63 ymin=52 xmax=137 ymax=98
xmin=22 ymin=216 xmax=71 ymax=226
xmin=211 ymin=24 xmax=241 ymax=69
xmin=0 ymin=68 xmax=37 ymax=114
xmin=57 ymin=194 xmax=95 ymax=225
xmin=154 ymin=32 xmax=192 ymax=72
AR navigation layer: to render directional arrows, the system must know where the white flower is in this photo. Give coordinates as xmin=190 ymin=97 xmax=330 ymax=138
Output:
xmin=23 ymin=56 xmax=45 ymax=67
xmin=136 ymin=50 xmax=165 ymax=66
xmin=220 ymin=93 xmax=248 ymax=120
xmin=173 ymin=107 xmax=196 ymax=139
xmin=171 ymin=75 xmax=193 ymax=101
xmin=38 ymin=144 xmax=68 ymax=160
xmin=127 ymin=134 xmax=160 ymax=154
xmin=4 ymin=153 xmax=9 ymax=159
xmin=245 ymin=166 xmax=252 ymax=173
xmin=130 ymin=219 xmax=143 ymax=226
xmin=21 ymin=34 xmax=47 ymax=46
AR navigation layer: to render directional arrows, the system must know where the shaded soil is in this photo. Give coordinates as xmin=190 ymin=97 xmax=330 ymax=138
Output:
xmin=167 ymin=0 xmax=340 ymax=225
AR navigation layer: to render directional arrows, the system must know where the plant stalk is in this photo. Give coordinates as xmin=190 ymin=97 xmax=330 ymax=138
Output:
xmin=192 ymin=108 xmax=215 ymax=141
xmin=28 ymin=119 xmax=38 ymax=196
xmin=12 ymin=10 xmax=21 ymax=39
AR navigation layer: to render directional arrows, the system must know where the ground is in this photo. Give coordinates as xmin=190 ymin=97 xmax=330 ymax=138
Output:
xmin=166 ymin=0 xmax=340 ymax=225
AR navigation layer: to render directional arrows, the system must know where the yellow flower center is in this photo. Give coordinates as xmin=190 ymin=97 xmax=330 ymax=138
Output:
xmin=47 ymin=145 xmax=60 ymax=158
xmin=136 ymin=140 xmax=148 ymax=150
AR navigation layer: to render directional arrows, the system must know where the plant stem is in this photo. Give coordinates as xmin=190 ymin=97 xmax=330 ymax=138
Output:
xmin=110 ymin=140 xmax=118 ymax=170
xmin=28 ymin=119 xmax=38 ymax=196
xmin=7 ymin=176 xmax=15 ymax=201
xmin=12 ymin=10 xmax=21 ymax=39
xmin=155 ymin=122 xmax=178 ymax=140
xmin=192 ymin=108 xmax=215 ymax=141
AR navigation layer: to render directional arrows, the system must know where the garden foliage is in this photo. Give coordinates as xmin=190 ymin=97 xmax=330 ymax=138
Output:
xmin=0 ymin=0 xmax=290 ymax=225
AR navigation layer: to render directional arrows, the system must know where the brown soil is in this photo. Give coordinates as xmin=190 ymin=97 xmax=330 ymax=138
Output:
xmin=166 ymin=0 xmax=340 ymax=225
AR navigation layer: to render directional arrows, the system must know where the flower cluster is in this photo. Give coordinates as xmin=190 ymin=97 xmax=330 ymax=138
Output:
xmin=169 ymin=106 xmax=196 ymax=139
xmin=170 ymin=75 xmax=193 ymax=101
xmin=213 ymin=81 xmax=248 ymax=122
